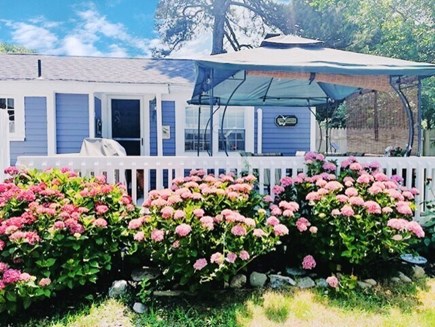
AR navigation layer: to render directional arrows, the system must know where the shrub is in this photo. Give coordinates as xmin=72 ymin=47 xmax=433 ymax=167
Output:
xmin=0 ymin=167 xmax=139 ymax=313
xmin=273 ymin=153 xmax=424 ymax=272
xmin=414 ymin=202 xmax=435 ymax=260
xmin=129 ymin=170 xmax=295 ymax=291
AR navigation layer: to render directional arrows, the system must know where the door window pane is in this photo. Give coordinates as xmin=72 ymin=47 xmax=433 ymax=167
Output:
xmin=111 ymin=99 xmax=140 ymax=138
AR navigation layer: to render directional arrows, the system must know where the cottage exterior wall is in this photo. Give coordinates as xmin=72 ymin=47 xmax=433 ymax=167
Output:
xmin=10 ymin=97 xmax=48 ymax=164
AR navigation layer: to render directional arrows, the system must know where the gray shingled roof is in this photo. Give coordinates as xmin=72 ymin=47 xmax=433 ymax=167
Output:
xmin=0 ymin=54 xmax=196 ymax=85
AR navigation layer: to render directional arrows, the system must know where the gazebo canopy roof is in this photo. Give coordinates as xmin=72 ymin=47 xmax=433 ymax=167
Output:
xmin=189 ymin=35 xmax=435 ymax=107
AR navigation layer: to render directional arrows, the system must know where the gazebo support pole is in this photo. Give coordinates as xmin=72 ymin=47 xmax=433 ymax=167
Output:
xmin=417 ymin=77 xmax=423 ymax=156
xmin=390 ymin=77 xmax=414 ymax=156
xmin=197 ymin=101 xmax=201 ymax=157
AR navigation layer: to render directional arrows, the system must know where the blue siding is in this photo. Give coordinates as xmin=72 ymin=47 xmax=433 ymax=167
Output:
xmin=10 ymin=97 xmax=48 ymax=164
xmin=162 ymin=101 xmax=176 ymax=155
xmin=95 ymin=97 xmax=102 ymax=138
xmin=150 ymin=101 xmax=175 ymax=156
xmin=56 ymin=94 xmax=89 ymax=154
xmin=259 ymin=107 xmax=311 ymax=156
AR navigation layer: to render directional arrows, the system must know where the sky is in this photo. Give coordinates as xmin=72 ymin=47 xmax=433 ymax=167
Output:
xmin=0 ymin=0 xmax=183 ymax=58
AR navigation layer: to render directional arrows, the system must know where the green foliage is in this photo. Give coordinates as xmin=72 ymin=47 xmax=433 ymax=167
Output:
xmin=315 ymin=103 xmax=348 ymax=128
xmin=137 ymin=277 xmax=152 ymax=304
xmin=129 ymin=170 xmax=287 ymax=291
xmin=0 ymin=43 xmax=34 ymax=54
xmin=414 ymin=204 xmax=435 ymax=258
xmin=309 ymin=0 xmax=434 ymax=128
xmin=0 ymin=167 xmax=139 ymax=313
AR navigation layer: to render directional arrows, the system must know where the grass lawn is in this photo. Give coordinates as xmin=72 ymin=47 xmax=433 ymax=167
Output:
xmin=6 ymin=277 xmax=434 ymax=327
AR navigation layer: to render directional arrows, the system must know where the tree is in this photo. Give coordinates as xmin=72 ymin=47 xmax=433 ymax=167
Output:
xmin=286 ymin=0 xmax=357 ymax=50
xmin=310 ymin=0 xmax=434 ymax=129
xmin=0 ymin=43 xmax=33 ymax=54
xmin=153 ymin=0 xmax=293 ymax=56
xmin=309 ymin=0 xmax=434 ymax=62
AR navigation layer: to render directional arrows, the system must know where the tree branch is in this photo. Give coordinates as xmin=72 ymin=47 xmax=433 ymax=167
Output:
xmin=182 ymin=4 xmax=207 ymax=17
xmin=225 ymin=18 xmax=241 ymax=50
xmin=229 ymin=1 xmax=261 ymax=15
xmin=224 ymin=30 xmax=239 ymax=51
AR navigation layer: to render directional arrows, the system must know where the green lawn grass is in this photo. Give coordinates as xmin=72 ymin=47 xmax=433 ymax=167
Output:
xmin=4 ymin=278 xmax=434 ymax=327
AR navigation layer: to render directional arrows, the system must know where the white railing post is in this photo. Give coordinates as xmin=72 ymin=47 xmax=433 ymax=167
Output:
xmin=0 ymin=110 xmax=10 ymax=182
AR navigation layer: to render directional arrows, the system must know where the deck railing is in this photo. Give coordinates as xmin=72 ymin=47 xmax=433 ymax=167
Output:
xmin=15 ymin=155 xmax=435 ymax=218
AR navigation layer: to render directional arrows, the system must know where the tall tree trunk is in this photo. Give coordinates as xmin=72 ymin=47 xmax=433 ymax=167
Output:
xmin=211 ymin=0 xmax=230 ymax=54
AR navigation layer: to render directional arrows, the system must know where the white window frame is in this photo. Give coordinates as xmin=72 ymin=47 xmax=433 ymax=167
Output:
xmin=182 ymin=105 xmax=254 ymax=156
xmin=0 ymin=95 xmax=25 ymax=141
xmin=102 ymin=94 xmax=150 ymax=156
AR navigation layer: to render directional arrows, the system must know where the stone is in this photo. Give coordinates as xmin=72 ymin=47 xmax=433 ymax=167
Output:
xmin=357 ymin=281 xmax=372 ymax=289
xmin=315 ymin=278 xmax=328 ymax=288
xmin=108 ymin=280 xmax=128 ymax=298
xmin=132 ymin=302 xmax=146 ymax=314
xmin=412 ymin=265 xmax=426 ymax=279
xmin=250 ymin=271 xmax=268 ymax=288
xmin=297 ymin=277 xmax=315 ymax=289
xmin=398 ymin=271 xmax=412 ymax=283
xmin=364 ymin=279 xmax=377 ymax=286
xmin=391 ymin=277 xmax=401 ymax=283
xmin=153 ymin=290 xmax=183 ymax=297
xmin=285 ymin=267 xmax=306 ymax=277
xmin=131 ymin=267 xmax=160 ymax=282
xmin=230 ymin=274 xmax=247 ymax=289
xmin=269 ymin=274 xmax=296 ymax=289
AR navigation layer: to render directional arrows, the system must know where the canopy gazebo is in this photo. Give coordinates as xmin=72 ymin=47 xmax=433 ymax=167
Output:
xmin=189 ymin=34 xmax=435 ymax=156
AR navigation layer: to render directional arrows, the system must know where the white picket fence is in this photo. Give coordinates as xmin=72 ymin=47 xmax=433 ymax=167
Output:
xmin=15 ymin=154 xmax=435 ymax=218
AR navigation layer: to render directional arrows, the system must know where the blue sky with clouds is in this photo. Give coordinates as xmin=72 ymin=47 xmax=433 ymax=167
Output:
xmin=0 ymin=0 xmax=160 ymax=57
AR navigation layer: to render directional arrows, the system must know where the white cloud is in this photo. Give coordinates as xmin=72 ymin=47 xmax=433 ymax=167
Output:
xmin=5 ymin=21 xmax=59 ymax=54
xmin=107 ymin=44 xmax=128 ymax=57
xmin=61 ymin=35 xmax=102 ymax=56
xmin=1 ymin=3 xmax=153 ymax=57
xmin=63 ymin=4 xmax=151 ymax=57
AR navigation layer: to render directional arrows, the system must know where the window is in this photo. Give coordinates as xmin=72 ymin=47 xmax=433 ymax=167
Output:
xmin=0 ymin=96 xmax=24 ymax=140
xmin=0 ymin=97 xmax=15 ymax=133
xmin=218 ymin=108 xmax=245 ymax=152
xmin=184 ymin=106 xmax=246 ymax=153
xmin=184 ymin=106 xmax=211 ymax=152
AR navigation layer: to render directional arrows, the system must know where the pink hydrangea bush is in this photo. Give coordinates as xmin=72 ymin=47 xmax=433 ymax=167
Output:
xmin=129 ymin=170 xmax=291 ymax=290
xmin=0 ymin=167 xmax=139 ymax=313
xmin=273 ymin=153 xmax=424 ymax=271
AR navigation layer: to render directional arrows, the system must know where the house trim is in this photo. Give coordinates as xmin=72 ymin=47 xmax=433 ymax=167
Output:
xmin=46 ymin=92 xmax=56 ymax=155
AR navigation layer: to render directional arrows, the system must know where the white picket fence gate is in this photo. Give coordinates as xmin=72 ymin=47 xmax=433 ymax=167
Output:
xmin=15 ymin=155 xmax=435 ymax=218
